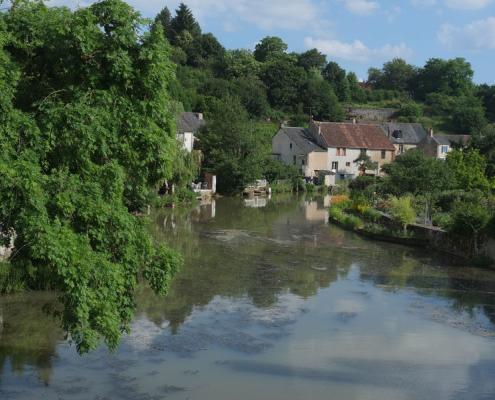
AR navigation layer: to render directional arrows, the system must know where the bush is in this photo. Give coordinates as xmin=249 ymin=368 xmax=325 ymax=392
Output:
xmin=0 ymin=262 xmax=25 ymax=294
xmin=331 ymin=195 xmax=350 ymax=208
xmin=397 ymin=102 xmax=423 ymax=122
xmin=362 ymin=208 xmax=381 ymax=223
xmin=344 ymin=214 xmax=364 ymax=230
xmin=388 ymin=195 xmax=416 ymax=233
xmin=432 ymin=212 xmax=452 ymax=229
xmin=332 ymin=180 xmax=350 ymax=195
xmin=329 ymin=206 xmax=364 ymax=230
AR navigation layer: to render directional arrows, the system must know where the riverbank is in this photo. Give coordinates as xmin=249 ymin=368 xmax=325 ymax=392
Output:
xmin=329 ymin=205 xmax=494 ymax=266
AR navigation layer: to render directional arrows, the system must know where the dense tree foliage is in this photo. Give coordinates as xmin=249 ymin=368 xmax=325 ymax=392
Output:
xmin=381 ymin=150 xmax=453 ymax=195
xmin=0 ymin=0 xmax=183 ymax=353
xmin=198 ymin=97 xmax=272 ymax=193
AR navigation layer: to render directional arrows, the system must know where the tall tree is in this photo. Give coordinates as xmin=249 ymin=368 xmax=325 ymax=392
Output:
xmin=373 ymin=58 xmax=417 ymax=92
xmin=451 ymin=96 xmax=487 ymax=133
xmin=170 ymin=2 xmax=201 ymax=44
xmin=154 ymin=6 xmax=172 ymax=41
xmin=446 ymin=149 xmax=492 ymax=192
xmin=254 ymin=36 xmax=288 ymax=62
xmin=198 ymin=97 xmax=269 ymax=193
xmin=297 ymin=48 xmax=327 ymax=71
xmin=476 ymin=84 xmax=495 ymax=122
xmin=300 ymin=78 xmax=344 ymax=121
xmin=0 ymin=0 xmax=182 ymax=353
xmin=261 ymin=57 xmax=307 ymax=110
xmin=323 ymin=62 xmax=350 ymax=102
xmin=413 ymin=58 xmax=474 ymax=100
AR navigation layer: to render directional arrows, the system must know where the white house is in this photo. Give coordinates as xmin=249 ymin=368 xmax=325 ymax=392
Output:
xmin=177 ymin=112 xmax=205 ymax=153
xmin=307 ymin=119 xmax=396 ymax=184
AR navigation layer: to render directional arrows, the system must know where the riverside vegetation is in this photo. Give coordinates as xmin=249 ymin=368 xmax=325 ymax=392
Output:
xmin=1 ymin=0 xmax=495 ymax=354
xmin=329 ymin=149 xmax=495 ymax=263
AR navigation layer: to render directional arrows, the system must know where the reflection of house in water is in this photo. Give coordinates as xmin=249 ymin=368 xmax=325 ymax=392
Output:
xmin=197 ymin=199 xmax=216 ymax=220
xmin=304 ymin=200 xmax=329 ymax=224
xmin=244 ymin=197 xmax=268 ymax=208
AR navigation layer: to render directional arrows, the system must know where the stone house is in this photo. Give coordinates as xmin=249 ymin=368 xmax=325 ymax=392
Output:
xmin=308 ymin=120 xmax=396 ymax=184
xmin=419 ymin=131 xmax=471 ymax=160
xmin=381 ymin=122 xmax=428 ymax=156
xmin=177 ymin=112 xmax=205 ymax=153
xmin=272 ymin=127 xmax=328 ymax=178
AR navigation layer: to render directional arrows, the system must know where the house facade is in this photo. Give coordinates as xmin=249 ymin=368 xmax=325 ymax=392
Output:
xmin=177 ymin=112 xmax=205 ymax=153
xmin=272 ymin=121 xmax=396 ymax=185
xmin=272 ymin=127 xmax=328 ymax=178
xmin=419 ymin=132 xmax=471 ymax=160
xmin=308 ymin=120 xmax=396 ymax=183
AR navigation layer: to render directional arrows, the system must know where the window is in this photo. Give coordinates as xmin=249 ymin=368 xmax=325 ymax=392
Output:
xmin=290 ymin=143 xmax=293 ymax=150
xmin=302 ymin=159 xmax=305 ymax=166
xmin=346 ymin=162 xmax=351 ymax=167
xmin=360 ymin=149 xmax=367 ymax=157
xmin=381 ymin=150 xmax=386 ymax=159
xmin=331 ymin=161 xmax=339 ymax=171
xmin=337 ymin=148 xmax=346 ymax=156
xmin=399 ymin=144 xmax=404 ymax=154
xmin=293 ymin=155 xmax=296 ymax=165
xmin=441 ymin=145 xmax=449 ymax=154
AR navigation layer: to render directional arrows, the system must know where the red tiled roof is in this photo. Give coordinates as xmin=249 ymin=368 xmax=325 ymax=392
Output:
xmin=317 ymin=122 xmax=395 ymax=151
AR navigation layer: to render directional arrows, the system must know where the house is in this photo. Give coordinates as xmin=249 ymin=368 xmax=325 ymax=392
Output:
xmin=177 ymin=112 xmax=205 ymax=153
xmin=381 ymin=122 xmax=428 ymax=156
xmin=419 ymin=130 xmax=471 ymax=160
xmin=308 ymin=119 xmax=396 ymax=184
xmin=272 ymin=127 xmax=328 ymax=178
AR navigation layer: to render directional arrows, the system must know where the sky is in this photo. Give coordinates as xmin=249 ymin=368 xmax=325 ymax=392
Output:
xmin=49 ymin=0 xmax=495 ymax=84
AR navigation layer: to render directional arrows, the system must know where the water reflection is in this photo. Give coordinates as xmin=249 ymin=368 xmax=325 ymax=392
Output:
xmin=0 ymin=195 xmax=495 ymax=399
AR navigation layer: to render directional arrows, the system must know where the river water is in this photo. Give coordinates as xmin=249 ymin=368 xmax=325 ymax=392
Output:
xmin=1 ymin=196 xmax=495 ymax=400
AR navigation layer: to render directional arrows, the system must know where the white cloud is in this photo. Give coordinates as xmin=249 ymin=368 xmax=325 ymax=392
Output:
xmin=438 ymin=17 xmax=495 ymax=49
xmin=342 ymin=0 xmax=380 ymax=15
xmin=43 ymin=0 xmax=329 ymax=32
xmin=444 ymin=0 xmax=493 ymax=9
xmin=304 ymin=36 xmax=413 ymax=62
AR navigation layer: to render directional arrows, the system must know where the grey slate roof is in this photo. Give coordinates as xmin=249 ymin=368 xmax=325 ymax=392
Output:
xmin=420 ymin=134 xmax=471 ymax=148
xmin=433 ymin=134 xmax=471 ymax=146
xmin=280 ymin=127 xmax=326 ymax=153
xmin=381 ymin=123 xmax=428 ymax=145
xmin=177 ymin=112 xmax=205 ymax=134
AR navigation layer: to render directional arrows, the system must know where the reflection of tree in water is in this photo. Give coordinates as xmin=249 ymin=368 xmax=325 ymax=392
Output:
xmin=0 ymin=293 xmax=62 ymax=385
xmin=358 ymin=248 xmax=495 ymax=327
xmin=137 ymin=197 xmax=353 ymax=332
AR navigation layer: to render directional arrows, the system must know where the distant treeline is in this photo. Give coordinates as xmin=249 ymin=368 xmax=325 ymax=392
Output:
xmin=155 ymin=3 xmax=494 ymax=134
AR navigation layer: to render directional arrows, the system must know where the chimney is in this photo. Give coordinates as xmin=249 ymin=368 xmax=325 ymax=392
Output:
xmin=428 ymin=127 xmax=434 ymax=137
xmin=196 ymin=112 xmax=204 ymax=121
xmin=352 ymin=118 xmax=357 ymax=125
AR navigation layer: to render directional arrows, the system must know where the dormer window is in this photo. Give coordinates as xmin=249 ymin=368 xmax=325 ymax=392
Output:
xmin=392 ymin=130 xmax=403 ymax=139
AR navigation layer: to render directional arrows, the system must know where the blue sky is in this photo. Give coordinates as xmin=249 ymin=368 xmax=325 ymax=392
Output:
xmin=50 ymin=0 xmax=495 ymax=83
